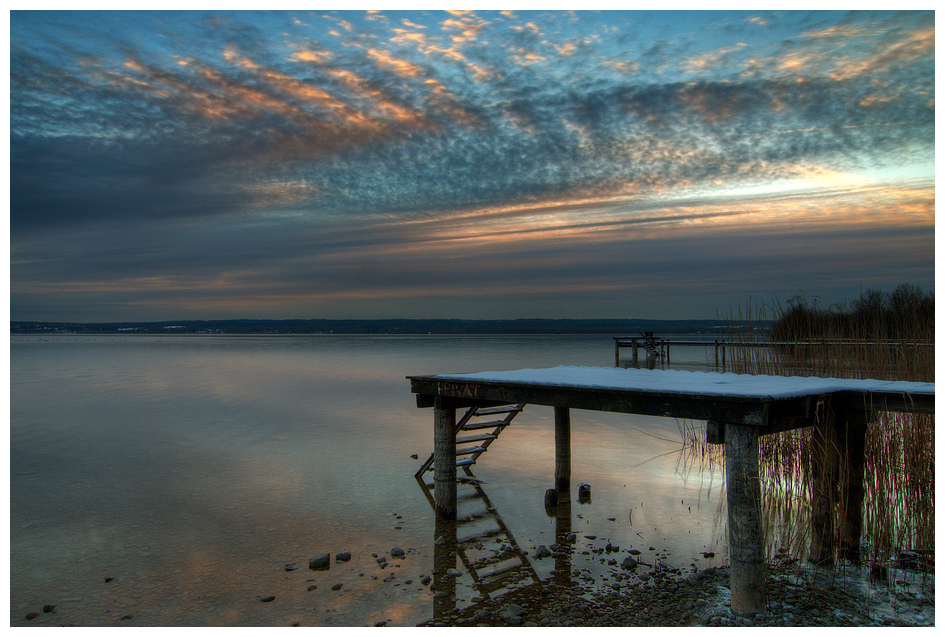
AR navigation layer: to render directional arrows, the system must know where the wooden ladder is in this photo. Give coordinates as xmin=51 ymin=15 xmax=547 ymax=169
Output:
xmin=414 ymin=403 xmax=525 ymax=478
xmin=453 ymin=480 xmax=541 ymax=597
xmin=643 ymin=335 xmax=661 ymax=357
xmin=414 ymin=466 xmax=541 ymax=598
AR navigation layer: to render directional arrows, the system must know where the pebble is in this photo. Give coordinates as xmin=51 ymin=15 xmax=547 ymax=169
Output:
xmin=331 ymin=583 xmax=343 ymax=591
xmin=259 ymin=596 xmax=275 ymax=603
xmin=309 ymin=554 xmax=330 ymax=570
xmin=390 ymin=547 xmax=405 ymax=559
xmin=25 ymin=612 xmax=39 ymax=620
xmin=284 ymin=563 xmax=299 ymax=571
xmin=336 ymin=551 xmax=352 ymax=562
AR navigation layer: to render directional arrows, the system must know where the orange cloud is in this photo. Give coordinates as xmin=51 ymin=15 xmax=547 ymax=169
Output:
xmin=367 ymin=48 xmax=425 ymax=78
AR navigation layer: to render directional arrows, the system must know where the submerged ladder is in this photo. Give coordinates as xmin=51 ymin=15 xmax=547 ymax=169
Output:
xmin=415 ymin=466 xmax=541 ymax=598
xmin=414 ymin=403 xmax=525 ymax=477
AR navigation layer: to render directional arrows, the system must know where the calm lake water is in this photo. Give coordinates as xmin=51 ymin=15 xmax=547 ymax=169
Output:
xmin=10 ymin=334 xmax=729 ymax=626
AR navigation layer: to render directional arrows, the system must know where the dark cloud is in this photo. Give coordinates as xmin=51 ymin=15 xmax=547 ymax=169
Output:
xmin=9 ymin=10 xmax=935 ymax=321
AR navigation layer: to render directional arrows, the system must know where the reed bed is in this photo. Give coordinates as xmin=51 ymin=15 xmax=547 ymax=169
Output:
xmin=719 ymin=289 xmax=934 ymax=574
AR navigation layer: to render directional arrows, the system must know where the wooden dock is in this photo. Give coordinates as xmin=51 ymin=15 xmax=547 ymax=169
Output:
xmin=614 ymin=335 xmax=935 ymax=367
xmin=407 ymin=366 xmax=934 ymax=617
xmin=613 ymin=334 xmax=733 ymax=366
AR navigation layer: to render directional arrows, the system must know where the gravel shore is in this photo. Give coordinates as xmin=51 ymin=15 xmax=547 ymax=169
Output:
xmin=420 ymin=563 xmax=934 ymax=628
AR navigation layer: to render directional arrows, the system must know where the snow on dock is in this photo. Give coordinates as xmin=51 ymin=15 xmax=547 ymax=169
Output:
xmin=432 ymin=365 xmax=934 ymax=401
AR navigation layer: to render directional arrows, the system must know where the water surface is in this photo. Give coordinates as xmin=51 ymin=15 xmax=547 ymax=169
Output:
xmin=11 ymin=334 xmax=728 ymax=626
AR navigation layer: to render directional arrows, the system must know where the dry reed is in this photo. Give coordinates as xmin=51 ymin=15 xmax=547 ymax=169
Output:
xmin=720 ymin=292 xmax=934 ymax=573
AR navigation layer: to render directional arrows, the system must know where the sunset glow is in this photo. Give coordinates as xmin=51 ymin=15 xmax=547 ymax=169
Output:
xmin=9 ymin=9 xmax=935 ymax=321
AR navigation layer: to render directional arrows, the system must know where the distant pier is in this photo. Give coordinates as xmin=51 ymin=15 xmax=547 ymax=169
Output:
xmin=614 ymin=335 xmax=934 ymax=369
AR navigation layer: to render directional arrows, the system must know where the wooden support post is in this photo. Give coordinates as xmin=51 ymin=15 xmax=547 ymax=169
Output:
xmin=839 ymin=410 xmax=868 ymax=565
xmin=632 ymin=339 xmax=639 ymax=363
xmin=433 ymin=397 xmax=457 ymax=519
xmin=725 ymin=423 xmax=764 ymax=616
xmin=554 ymin=406 xmax=571 ymax=494
xmin=809 ymin=407 xmax=839 ymax=565
xmin=706 ymin=420 xmax=725 ymax=445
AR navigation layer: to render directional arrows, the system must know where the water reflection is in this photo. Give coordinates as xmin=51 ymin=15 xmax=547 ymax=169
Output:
xmin=418 ymin=469 xmax=576 ymax=620
xmin=12 ymin=334 xmax=728 ymax=626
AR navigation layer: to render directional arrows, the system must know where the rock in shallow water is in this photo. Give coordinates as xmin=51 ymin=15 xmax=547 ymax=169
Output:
xmin=577 ymin=483 xmax=592 ymax=502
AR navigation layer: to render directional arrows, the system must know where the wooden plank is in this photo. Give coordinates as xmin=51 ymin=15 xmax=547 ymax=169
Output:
xmin=833 ymin=390 xmax=934 ymax=414
xmin=455 ymin=446 xmax=486 ymax=456
xmin=474 ymin=405 xmax=523 ymax=415
xmin=460 ymin=419 xmax=511 ymax=430
xmin=455 ymin=433 xmax=498 ymax=444
xmin=409 ymin=376 xmax=775 ymax=426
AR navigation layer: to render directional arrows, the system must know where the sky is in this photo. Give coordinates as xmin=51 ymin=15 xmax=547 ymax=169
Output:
xmin=8 ymin=9 xmax=936 ymax=322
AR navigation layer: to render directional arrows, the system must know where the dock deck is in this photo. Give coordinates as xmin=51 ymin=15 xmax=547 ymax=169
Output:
xmin=407 ymin=365 xmax=934 ymax=616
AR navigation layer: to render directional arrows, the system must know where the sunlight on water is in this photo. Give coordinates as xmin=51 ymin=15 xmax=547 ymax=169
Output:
xmin=10 ymin=334 xmax=727 ymax=626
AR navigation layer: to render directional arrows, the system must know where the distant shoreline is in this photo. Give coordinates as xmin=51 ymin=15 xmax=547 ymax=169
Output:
xmin=10 ymin=318 xmax=767 ymax=336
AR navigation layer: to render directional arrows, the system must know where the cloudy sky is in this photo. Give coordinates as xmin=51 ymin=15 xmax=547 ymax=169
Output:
xmin=9 ymin=9 xmax=935 ymax=322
